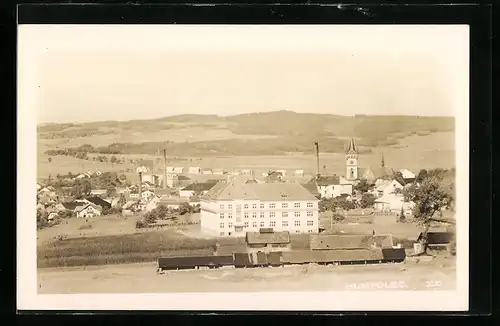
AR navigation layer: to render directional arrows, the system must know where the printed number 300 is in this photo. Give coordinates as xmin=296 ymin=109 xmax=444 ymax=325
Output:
xmin=426 ymin=280 xmax=442 ymax=288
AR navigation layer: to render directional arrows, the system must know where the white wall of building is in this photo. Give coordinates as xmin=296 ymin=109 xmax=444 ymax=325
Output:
xmin=201 ymin=199 xmax=319 ymax=237
xmin=317 ymin=184 xmax=353 ymax=198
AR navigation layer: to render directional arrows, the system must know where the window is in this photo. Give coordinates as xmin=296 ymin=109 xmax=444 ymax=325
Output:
xmin=282 ymin=221 xmax=288 ymax=227
xmin=270 ymin=212 xmax=275 ymax=218
xmin=252 ymin=204 xmax=257 ymax=209
xmin=269 ymin=203 xmax=276 ymax=209
xmin=294 ymin=203 xmax=301 ymax=208
xmin=228 ymin=213 xmax=233 ymax=219
xmin=220 ymin=213 xmax=224 ymax=219
xmin=220 ymin=232 xmax=225 ymax=236
xmin=307 ymin=202 xmax=314 ymax=208
xmin=270 ymin=221 xmax=276 ymax=227
xmin=294 ymin=221 xmax=301 ymax=227
xmin=260 ymin=203 xmax=265 ymax=209
xmin=294 ymin=212 xmax=301 ymax=218
xmin=282 ymin=212 xmax=288 ymax=218
xmin=228 ymin=223 xmax=233 ymax=228
xmin=220 ymin=204 xmax=224 ymax=209
xmin=282 ymin=202 xmax=288 ymax=208
xmin=296 ymin=230 xmax=300 ymax=233
xmin=228 ymin=204 xmax=233 ymax=209
xmin=260 ymin=212 xmax=265 ymax=218
xmin=244 ymin=204 xmax=249 ymax=209
xmin=244 ymin=222 xmax=249 ymax=228
xmin=252 ymin=222 xmax=257 ymax=227
xmin=244 ymin=213 xmax=249 ymax=219
xmin=308 ymin=230 xmax=313 ymax=233
xmin=220 ymin=223 xmax=224 ymax=228
xmin=260 ymin=221 xmax=265 ymax=227
xmin=252 ymin=212 xmax=257 ymax=219
xmin=307 ymin=211 xmax=314 ymax=217
xmin=307 ymin=220 xmax=314 ymax=226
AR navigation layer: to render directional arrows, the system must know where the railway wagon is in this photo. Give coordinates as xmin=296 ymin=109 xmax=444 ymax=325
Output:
xmin=157 ymin=255 xmax=234 ymax=271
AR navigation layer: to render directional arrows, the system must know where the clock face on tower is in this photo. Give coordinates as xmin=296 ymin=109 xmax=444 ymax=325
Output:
xmin=349 ymin=160 xmax=354 ymax=165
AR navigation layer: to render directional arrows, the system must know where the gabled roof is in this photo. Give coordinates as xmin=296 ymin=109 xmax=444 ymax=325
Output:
xmin=182 ymin=181 xmax=218 ymax=192
xmin=301 ymin=183 xmax=320 ymax=196
xmin=309 ymin=175 xmax=341 ymax=186
xmin=85 ymin=196 xmax=112 ymax=208
xmin=246 ymin=231 xmax=291 ymax=245
xmin=310 ymin=234 xmax=394 ymax=250
xmin=203 ymin=179 xmax=319 ymax=201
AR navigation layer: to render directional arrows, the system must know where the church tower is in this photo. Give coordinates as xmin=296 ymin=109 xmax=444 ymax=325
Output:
xmin=345 ymin=138 xmax=359 ymax=180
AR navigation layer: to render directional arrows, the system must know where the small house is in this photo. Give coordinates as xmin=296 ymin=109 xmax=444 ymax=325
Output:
xmin=90 ymin=189 xmax=107 ymax=196
xmin=212 ymin=168 xmax=225 ymax=175
xmin=188 ymin=167 xmax=201 ymax=174
xmin=173 ymin=167 xmax=185 ymax=174
xmin=399 ymin=169 xmax=416 ymax=183
xmin=47 ymin=212 xmax=59 ymax=221
xmin=145 ymin=196 xmax=160 ymax=212
xmin=241 ymin=169 xmax=254 ymax=176
xmin=245 ymin=230 xmax=292 ymax=253
xmin=179 ymin=181 xmax=218 ymax=198
xmin=75 ymin=204 xmax=101 ymax=218
xmin=75 ymin=173 xmax=87 ymax=180
xmin=295 ymin=169 xmax=304 ymax=177
xmin=276 ymin=169 xmax=287 ymax=176
xmin=230 ymin=170 xmax=241 ymax=176
xmin=202 ymin=168 xmax=213 ymax=175
xmin=141 ymin=189 xmax=155 ymax=201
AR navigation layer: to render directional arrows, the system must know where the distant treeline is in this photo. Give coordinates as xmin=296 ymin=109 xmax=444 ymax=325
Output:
xmin=45 ymin=136 xmax=374 ymax=157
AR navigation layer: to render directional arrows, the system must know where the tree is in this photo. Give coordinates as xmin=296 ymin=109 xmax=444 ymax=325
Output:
xmin=403 ymin=174 xmax=454 ymax=253
xmin=48 ymin=157 xmax=52 ymax=163
xmin=415 ymin=169 xmax=428 ymax=183
xmin=178 ymin=202 xmax=192 ymax=215
xmin=110 ymin=156 xmax=118 ymax=165
xmin=399 ymin=207 xmax=406 ymax=223
xmin=360 ymin=193 xmax=376 ymax=208
xmin=354 ymin=179 xmax=371 ymax=194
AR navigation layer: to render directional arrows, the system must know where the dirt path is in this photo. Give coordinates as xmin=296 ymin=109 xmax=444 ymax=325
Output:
xmin=38 ymin=257 xmax=456 ymax=294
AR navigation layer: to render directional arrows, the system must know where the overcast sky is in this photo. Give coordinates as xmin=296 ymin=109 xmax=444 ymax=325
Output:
xmin=18 ymin=25 xmax=469 ymax=124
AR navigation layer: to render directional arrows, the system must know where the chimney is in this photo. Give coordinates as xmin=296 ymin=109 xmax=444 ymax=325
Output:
xmin=314 ymin=142 xmax=320 ymax=178
xmin=163 ymin=149 xmax=168 ymax=190
xmin=138 ymin=171 xmax=143 ymax=200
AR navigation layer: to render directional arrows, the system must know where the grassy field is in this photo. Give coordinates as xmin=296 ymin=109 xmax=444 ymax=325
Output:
xmin=37 ymin=131 xmax=455 ymax=180
xmin=37 ymin=211 xmax=427 ymax=269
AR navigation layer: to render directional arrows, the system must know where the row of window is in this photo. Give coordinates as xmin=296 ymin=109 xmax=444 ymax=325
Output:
xmin=220 ymin=229 xmax=315 ymax=236
xmin=220 ymin=202 xmax=315 ymax=210
xmin=220 ymin=220 xmax=315 ymax=228
xmin=220 ymin=211 xmax=315 ymax=219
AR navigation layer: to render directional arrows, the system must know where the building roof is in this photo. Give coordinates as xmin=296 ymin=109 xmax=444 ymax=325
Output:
xmin=301 ymin=183 xmax=320 ymax=196
xmin=365 ymin=167 xmax=394 ymax=180
xmin=309 ymin=234 xmax=394 ymax=250
xmin=182 ymin=181 xmax=218 ymax=192
xmin=245 ymin=231 xmax=291 ymax=245
xmin=85 ymin=196 xmax=112 ymax=208
xmin=309 ymin=175 xmax=341 ymax=186
xmin=417 ymin=232 xmax=455 ymax=245
xmin=61 ymin=201 xmax=87 ymax=211
xmin=374 ymin=194 xmax=404 ymax=204
xmin=203 ymin=178 xmax=319 ymax=201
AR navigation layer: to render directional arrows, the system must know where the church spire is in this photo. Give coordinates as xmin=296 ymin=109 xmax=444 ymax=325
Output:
xmin=346 ymin=138 xmax=358 ymax=154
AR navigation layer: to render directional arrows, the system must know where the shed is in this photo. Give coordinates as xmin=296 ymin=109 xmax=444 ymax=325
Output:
xmin=309 ymin=234 xmax=394 ymax=250
xmin=245 ymin=230 xmax=291 ymax=252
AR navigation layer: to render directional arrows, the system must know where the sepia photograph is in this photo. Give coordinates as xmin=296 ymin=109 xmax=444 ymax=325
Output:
xmin=17 ymin=24 xmax=469 ymax=311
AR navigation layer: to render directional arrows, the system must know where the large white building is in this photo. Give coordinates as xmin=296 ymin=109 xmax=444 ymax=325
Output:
xmin=200 ymin=177 xmax=320 ymax=237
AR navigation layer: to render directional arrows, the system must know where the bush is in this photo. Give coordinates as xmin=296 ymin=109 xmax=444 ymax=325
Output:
xmin=135 ymin=220 xmax=146 ymax=229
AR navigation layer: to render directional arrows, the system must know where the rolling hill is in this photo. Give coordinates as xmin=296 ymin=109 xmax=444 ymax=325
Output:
xmin=38 ymin=111 xmax=454 ymax=157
